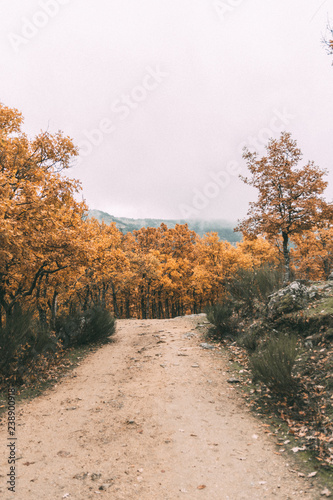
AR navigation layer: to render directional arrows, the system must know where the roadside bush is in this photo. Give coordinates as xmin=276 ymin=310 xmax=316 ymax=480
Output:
xmin=226 ymin=264 xmax=283 ymax=314
xmin=55 ymin=304 xmax=116 ymax=347
xmin=249 ymin=334 xmax=298 ymax=392
xmin=0 ymin=309 xmax=59 ymax=385
xmin=238 ymin=319 xmax=272 ymax=352
xmin=205 ymin=300 xmax=237 ymax=339
xmin=239 ymin=328 xmax=262 ymax=352
xmin=78 ymin=305 xmax=116 ymax=345
xmin=55 ymin=309 xmax=84 ymax=348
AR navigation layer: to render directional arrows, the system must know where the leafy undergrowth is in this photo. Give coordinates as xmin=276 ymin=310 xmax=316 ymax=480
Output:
xmin=205 ymin=282 xmax=333 ymax=469
xmin=208 ymin=334 xmax=333 ymax=465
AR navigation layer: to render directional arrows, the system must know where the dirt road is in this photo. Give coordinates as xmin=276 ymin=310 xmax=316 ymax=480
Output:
xmin=1 ymin=316 xmax=318 ymax=499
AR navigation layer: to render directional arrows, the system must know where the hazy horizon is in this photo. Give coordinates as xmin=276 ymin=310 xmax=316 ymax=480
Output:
xmin=88 ymin=208 xmax=238 ymax=224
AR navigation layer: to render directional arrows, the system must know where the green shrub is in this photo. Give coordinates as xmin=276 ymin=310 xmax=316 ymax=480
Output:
xmin=0 ymin=308 xmax=58 ymax=385
xmin=205 ymin=300 xmax=237 ymax=339
xmin=55 ymin=309 xmax=84 ymax=348
xmin=249 ymin=334 xmax=298 ymax=392
xmin=226 ymin=264 xmax=283 ymax=313
xmin=78 ymin=305 xmax=116 ymax=345
xmin=239 ymin=328 xmax=261 ymax=352
xmin=55 ymin=304 xmax=116 ymax=347
xmin=238 ymin=320 xmax=271 ymax=352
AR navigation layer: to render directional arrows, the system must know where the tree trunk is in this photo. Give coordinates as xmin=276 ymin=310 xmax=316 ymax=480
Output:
xmin=165 ymin=298 xmax=170 ymax=319
xmin=125 ymin=298 xmax=131 ymax=318
xmin=282 ymin=231 xmax=290 ymax=283
xmin=51 ymin=291 xmax=58 ymax=329
xmin=111 ymin=283 xmax=120 ymax=319
xmin=323 ymin=257 xmax=331 ymax=280
xmin=140 ymin=285 xmax=146 ymax=319
xmin=146 ymin=282 xmax=150 ymax=319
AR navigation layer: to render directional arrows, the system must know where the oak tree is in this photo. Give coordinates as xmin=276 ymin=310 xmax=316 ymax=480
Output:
xmin=0 ymin=102 xmax=86 ymax=323
xmin=236 ymin=132 xmax=333 ymax=282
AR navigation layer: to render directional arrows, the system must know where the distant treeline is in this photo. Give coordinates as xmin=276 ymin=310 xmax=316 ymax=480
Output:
xmin=88 ymin=210 xmax=242 ymax=243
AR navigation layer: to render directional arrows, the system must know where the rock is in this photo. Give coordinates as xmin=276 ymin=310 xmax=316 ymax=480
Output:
xmin=184 ymin=332 xmax=196 ymax=338
xmin=57 ymin=450 xmax=71 ymax=458
xmin=328 ymin=272 xmax=333 ymax=281
xmin=91 ymin=473 xmax=102 ymax=481
xmin=307 ymin=285 xmax=320 ymax=300
xmin=99 ymin=484 xmax=111 ymax=491
xmin=200 ymin=343 xmax=215 ymax=350
xmin=227 ymin=378 xmax=240 ymax=384
xmin=73 ymin=472 xmax=88 ymax=480
xmin=267 ymin=281 xmax=317 ymax=318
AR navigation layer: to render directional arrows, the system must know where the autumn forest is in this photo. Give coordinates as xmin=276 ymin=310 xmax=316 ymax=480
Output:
xmin=1 ymin=100 xmax=333 ymax=385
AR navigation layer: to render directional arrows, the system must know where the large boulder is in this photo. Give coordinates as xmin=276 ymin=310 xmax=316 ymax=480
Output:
xmin=267 ymin=281 xmax=318 ymax=318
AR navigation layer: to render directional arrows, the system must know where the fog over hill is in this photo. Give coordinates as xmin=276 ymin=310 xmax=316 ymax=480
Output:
xmin=88 ymin=210 xmax=242 ymax=243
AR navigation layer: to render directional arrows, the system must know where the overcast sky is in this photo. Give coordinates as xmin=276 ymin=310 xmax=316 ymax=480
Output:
xmin=1 ymin=0 xmax=333 ymax=222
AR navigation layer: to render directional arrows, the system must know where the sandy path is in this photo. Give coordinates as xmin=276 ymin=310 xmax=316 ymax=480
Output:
xmin=0 ymin=316 xmax=317 ymax=499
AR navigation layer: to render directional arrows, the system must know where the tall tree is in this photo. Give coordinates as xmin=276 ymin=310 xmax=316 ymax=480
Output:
xmin=0 ymin=102 xmax=86 ymax=321
xmin=236 ymin=132 xmax=333 ymax=282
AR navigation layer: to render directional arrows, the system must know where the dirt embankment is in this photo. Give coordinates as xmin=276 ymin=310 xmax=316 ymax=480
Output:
xmin=0 ymin=316 xmax=320 ymax=499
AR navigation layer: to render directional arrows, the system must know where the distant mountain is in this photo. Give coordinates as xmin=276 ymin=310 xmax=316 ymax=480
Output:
xmin=88 ymin=210 xmax=241 ymax=243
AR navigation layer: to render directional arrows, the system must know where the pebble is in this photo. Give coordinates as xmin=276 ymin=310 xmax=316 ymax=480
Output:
xmin=200 ymin=343 xmax=215 ymax=350
xmin=99 ymin=484 xmax=111 ymax=491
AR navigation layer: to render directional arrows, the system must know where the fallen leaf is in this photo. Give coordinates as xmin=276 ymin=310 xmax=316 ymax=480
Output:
xmin=292 ymin=446 xmax=306 ymax=453
xmin=197 ymin=485 xmax=206 ymax=490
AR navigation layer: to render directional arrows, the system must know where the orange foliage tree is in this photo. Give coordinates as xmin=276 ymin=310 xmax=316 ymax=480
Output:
xmin=0 ymin=103 xmax=87 ymax=325
xmin=236 ymin=132 xmax=333 ymax=282
xmin=6 ymin=103 xmax=324 ymax=329
xmin=291 ymin=226 xmax=333 ymax=280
